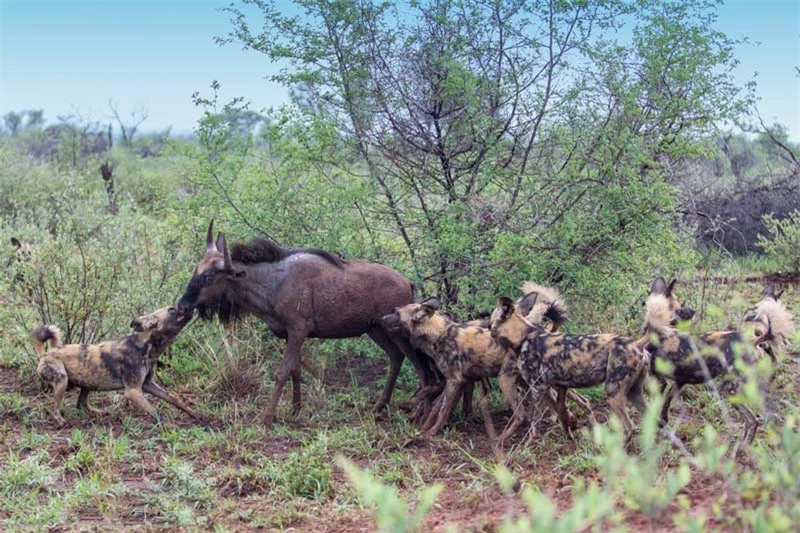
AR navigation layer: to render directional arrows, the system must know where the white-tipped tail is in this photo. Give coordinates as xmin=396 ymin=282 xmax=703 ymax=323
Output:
xmin=519 ymin=281 xmax=568 ymax=331
xmin=31 ymin=325 xmax=62 ymax=357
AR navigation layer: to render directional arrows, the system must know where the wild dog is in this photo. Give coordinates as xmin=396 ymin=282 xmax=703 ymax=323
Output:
xmin=643 ymin=277 xmax=768 ymax=447
xmin=490 ymin=292 xmax=650 ymax=445
xmin=382 ymin=289 xmax=587 ymax=440
xmin=32 ymin=307 xmax=203 ymax=426
xmin=739 ymin=284 xmax=795 ymax=365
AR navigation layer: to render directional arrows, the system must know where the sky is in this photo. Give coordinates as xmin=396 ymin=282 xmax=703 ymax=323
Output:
xmin=1 ymin=0 xmax=799 ymax=140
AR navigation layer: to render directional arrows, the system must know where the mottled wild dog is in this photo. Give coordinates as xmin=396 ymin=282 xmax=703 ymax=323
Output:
xmin=176 ymin=220 xmax=436 ymax=427
xmin=491 ymin=292 xmax=650 ymax=445
xmin=33 ymin=307 xmax=203 ymax=426
xmin=382 ymin=287 xmax=588 ymax=438
xmin=739 ymin=284 xmax=795 ymax=365
xmin=382 ymin=297 xmax=509 ymax=437
xmin=642 ymin=277 xmax=765 ymax=446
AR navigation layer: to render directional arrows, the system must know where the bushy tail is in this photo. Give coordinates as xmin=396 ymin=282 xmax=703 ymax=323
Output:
xmin=31 ymin=325 xmax=62 ymax=357
xmin=635 ymin=293 xmax=676 ymax=349
xmin=519 ymin=281 xmax=568 ymax=331
xmin=750 ymin=297 xmax=796 ymax=353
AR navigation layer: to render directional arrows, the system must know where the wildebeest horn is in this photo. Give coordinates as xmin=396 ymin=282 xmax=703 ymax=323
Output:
xmin=220 ymin=233 xmax=232 ymax=271
xmin=206 ymin=219 xmax=217 ymax=253
xmin=216 ymin=233 xmax=225 ymax=253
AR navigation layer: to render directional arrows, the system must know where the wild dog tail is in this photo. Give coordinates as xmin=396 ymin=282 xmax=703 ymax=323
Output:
xmin=31 ymin=325 xmax=62 ymax=357
xmin=519 ymin=281 xmax=568 ymax=331
xmin=754 ymin=298 xmax=796 ymax=342
xmin=636 ymin=293 xmax=676 ymax=349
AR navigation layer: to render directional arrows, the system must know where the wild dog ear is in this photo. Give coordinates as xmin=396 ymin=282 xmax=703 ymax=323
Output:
xmin=420 ymin=297 xmax=441 ymax=311
xmin=762 ymin=284 xmax=783 ymax=300
xmin=666 ymin=279 xmax=677 ymax=297
xmin=206 ymin=219 xmax=217 ymax=254
xmin=411 ymin=305 xmax=435 ymax=323
xmin=651 ymin=276 xmax=667 ymax=295
xmin=11 ymin=237 xmax=21 ymax=250
xmin=496 ymin=296 xmax=515 ymax=320
xmin=131 ymin=315 xmax=159 ymax=332
xmin=517 ymin=291 xmax=539 ymax=317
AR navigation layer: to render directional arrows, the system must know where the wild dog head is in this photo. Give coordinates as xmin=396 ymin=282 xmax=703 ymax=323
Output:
xmin=649 ymin=277 xmax=694 ymax=325
xmin=740 ymin=284 xmax=795 ymax=356
xmin=381 ymin=297 xmax=444 ymax=338
xmin=489 ymin=292 xmax=541 ymax=350
xmin=131 ymin=306 xmax=192 ymax=354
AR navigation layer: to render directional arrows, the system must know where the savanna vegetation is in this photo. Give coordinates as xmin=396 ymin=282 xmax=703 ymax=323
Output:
xmin=1 ymin=0 xmax=799 ymax=531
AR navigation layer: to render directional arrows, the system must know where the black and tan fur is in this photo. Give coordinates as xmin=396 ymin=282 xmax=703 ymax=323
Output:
xmin=33 ymin=307 xmax=203 ymax=426
xmin=382 ymin=287 xmax=587 ymax=441
xmin=739 ymin=284 xmax=795 ymax=365
xmin=491 ymin=292 xmax=650 ymax=445
xmin=643 ymin=277 xmax=767 ymax=446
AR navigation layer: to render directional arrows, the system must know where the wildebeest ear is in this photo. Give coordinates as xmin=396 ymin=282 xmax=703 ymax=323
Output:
xmin=206 ymin=219 xmax=217 ymax=254
xmin=10 ymin=237 xmax=21 ymax=250
xmin=517 ymin=292 xmax=539 ymax=317
xmin=420 ymin=297 xmax=441 ymax=311
xmin=666 ymin=279 xmax=677 ymax=297
xmin=651 ymin=276 xmax=667 ymax=295
xmin=774 ymin=287 xmax=784 ymax=300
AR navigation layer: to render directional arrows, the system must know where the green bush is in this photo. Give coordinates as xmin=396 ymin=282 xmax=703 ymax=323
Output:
xmin=758 ymin=210 xmax=800 ymax=272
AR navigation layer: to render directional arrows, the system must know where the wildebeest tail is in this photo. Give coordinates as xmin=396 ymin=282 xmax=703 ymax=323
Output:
xmin=31 ymin=325 xmax=62 ymax=357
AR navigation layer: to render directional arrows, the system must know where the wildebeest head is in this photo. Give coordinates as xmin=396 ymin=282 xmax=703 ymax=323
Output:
xmin=176 ymin=220 xmax=246 ymax=322
xmin=381 ymin=297 xmax=441 ymax=334
xmin=650 ymin=277 xmax=694 ymax=325
xmin=489 ymin=292 xmax=539 ymax=349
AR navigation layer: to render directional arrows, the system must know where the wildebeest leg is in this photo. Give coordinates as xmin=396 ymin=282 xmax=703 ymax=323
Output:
xmin=142 ymin=381 xmax=204 ymax=421
xmin=424 ymin=380 xmax=463 ymax=436
xmin=76 ymin=388 xmax=107 ymax=417
xmin=367 ymin=327 xmax=407 ymax=411
xmin=263 ymin=332 xmax=307 ymax=428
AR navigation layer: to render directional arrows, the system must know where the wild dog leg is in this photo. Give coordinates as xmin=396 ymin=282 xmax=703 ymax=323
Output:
xmin=607 ymin=392 xmax=635 ymax=447
xmin=497 ymin=372 xmax=527 ymax=445
xmin=461 ymin=379 xmax=475 ymax=418
xmin=263 ymin=331 xmax=307 ymax=427
xmin=143 ymin=381 xmax=205 ymax=421
xmin=424 ymin=380 xmax=463 ymax=435
xmin=567 ymin=390 xmax=597 ymax=425
xmin=76 ymin=388 xmax=107 ymax=417
xmin=555 ymin=386 xmax=574 ymax=440
xmin=477 ymin=379 xmax=501 ymax=456
xmin=51 ymin=378 xmax=68 ymax=427
xmin=124 ymin=387 xmax=159 ymax=420
xmin=660 ymin=383 xmax=681 ymax=426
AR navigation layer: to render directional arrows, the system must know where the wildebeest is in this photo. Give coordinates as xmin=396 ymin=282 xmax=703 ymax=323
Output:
xmin=490 ymin=292 xmax=650 ymax=445
xmin=32 ymin=306 xmax=202 ymax=426
xmin=176 ymin=220 xmax=433 ymax=427
xmin=642 ymin=277 xmax=772 ymax=446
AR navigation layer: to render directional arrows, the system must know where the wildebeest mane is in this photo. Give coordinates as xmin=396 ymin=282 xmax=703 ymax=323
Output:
xmin=230 ymin=238 xmax=346 ymax=268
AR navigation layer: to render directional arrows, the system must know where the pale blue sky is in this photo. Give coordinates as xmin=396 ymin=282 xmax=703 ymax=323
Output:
xmin=1 ymin=0 xmax=799 ymax=139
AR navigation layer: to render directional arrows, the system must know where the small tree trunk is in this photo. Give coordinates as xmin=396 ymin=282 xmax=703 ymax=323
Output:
xmin=100 ymin=161 xmax=118 ymax=214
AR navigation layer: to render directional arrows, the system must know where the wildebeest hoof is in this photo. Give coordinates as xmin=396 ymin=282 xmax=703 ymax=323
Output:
xmin=372 ymin=400 xmax=388 ymax=413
